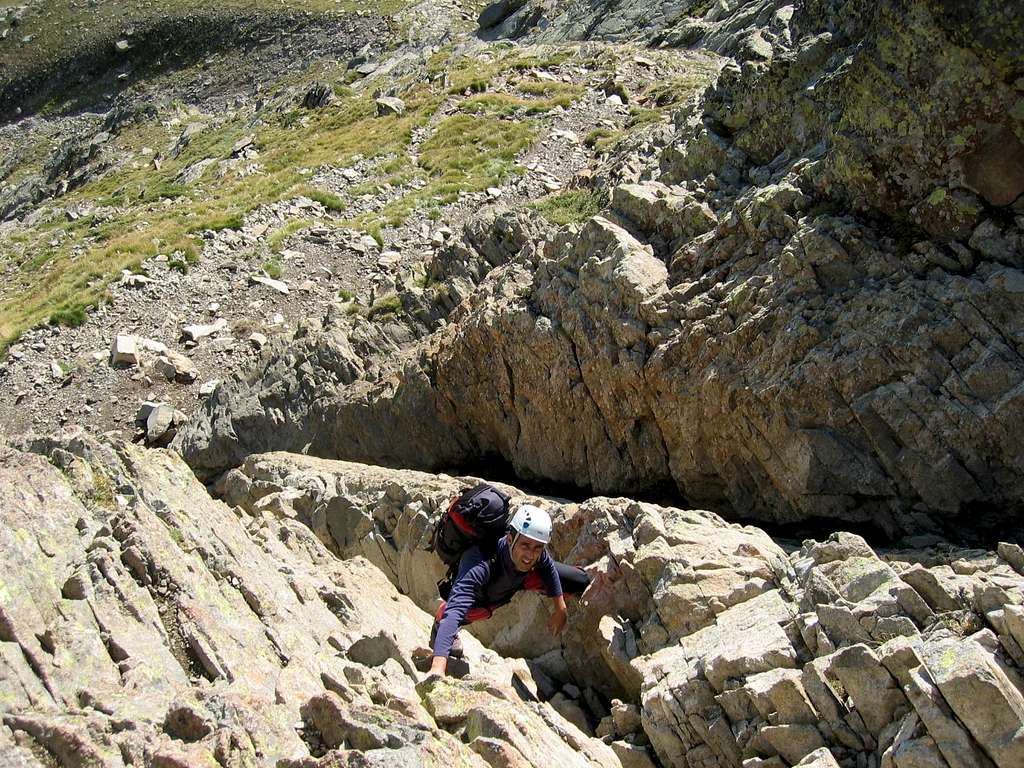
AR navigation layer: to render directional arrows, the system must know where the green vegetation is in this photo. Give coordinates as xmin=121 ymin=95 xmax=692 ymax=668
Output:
xmin=458 ymin=81 xmax=582 ymax=117
xmin=419 ymin=114 xmax=533 ymax=188
xmin=349 ymin=112 xmax=535 ymax=234
xmin=48 ymin=305 xmax=88 ymax=328
xmin=530 ymin=190 xmax=605 ymax=225
xmin=337 ymin=288 xmax=354 ymax=301
xmin=0 ymin=42 xmax=581 ymax=354
xmin=300 ymin=187 xmax=347 ymax=213
xmin=191 ymin=211 xmax=244 ymax=233
xmin=262 ymin=259 xmax=284 ymax=279
xmin=584 ymin=127 xmax=623 ymax=153
xmin=268 ymin=219 xmax=313 ymax=251
xmin=624 ymin=107 xmax=664 ymax=131
xmin=366 ymin=293 xmax=402 ymax=320
xmin=367 ymin=223 xmax=385 ymax=248
xmin=640 ymin=70 xmax=719 ymax=108
xmin=87 ymin=469 xmax=116 ymax=510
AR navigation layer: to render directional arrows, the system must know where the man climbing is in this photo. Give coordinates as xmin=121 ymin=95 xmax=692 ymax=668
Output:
xmin=427 ymin=503 xmax=591 ymax=677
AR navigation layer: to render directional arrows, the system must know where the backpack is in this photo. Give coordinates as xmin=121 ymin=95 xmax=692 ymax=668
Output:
xmin=432 ymin=483 xmax=511 ymax=598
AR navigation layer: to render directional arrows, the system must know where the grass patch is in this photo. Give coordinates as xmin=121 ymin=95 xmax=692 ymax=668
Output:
xmin=419 ymin=114 xmax=533 ymax=192
xmin=459 ymin=82 xmax=582 ymax=117
xmin=48 ymin=305 xmax=89 ymax=328
xmin=350 ymin=112 xmax=534 ymax=233
xmin=366 ymin=293 xmax=402 ymax=320
xmin=300 ymin=186 xmax=347 ymax=213
xmin=640 ymin=70 xmax=719 ymax=108
xmin=337 ymin=288 xmax=354 ymax=301
xmin=367 ymin=223 xmax=385 ymax=248
xmin=584 ymin=127 xmax=623 ymax=152
xmin=268 ymin=219 xmax=313 ymax=251
xmin=190 ymin=211 xmax=244 ymax=232
xmin=141 ymin=182 xmax=188 ymax=202
xmin=262 ymin=259 xmax=284 ymax=279
xmin=624 ymin=107 xmax=664 ymax=131
xmin=530 ymin=190 xmax=604 ymax=226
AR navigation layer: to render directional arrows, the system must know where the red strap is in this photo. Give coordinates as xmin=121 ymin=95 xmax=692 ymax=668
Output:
xmin=523 ymin=570 xmax=546 ymax=592
xmin=447 ymin=507 xmax=477 ymax=536
xmin=436 ymin=600 xmax=493 ymax=625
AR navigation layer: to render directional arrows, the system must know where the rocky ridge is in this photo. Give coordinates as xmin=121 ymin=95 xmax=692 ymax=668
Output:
xmin=4 ymin=433 xmax=1024 ymax=767
xmin=176 ymin=0 xmax=1024 ymax=542
xmin=0 ymin=432 xmax=621 ymax=767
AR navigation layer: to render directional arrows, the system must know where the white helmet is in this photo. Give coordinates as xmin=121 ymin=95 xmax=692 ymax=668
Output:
xmin=509 ymin=504 xmax=552 ymax=544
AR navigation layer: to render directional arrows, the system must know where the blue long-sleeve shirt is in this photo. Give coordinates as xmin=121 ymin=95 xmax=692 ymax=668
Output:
xmin=432 ymin=537 xmax=562 ymax=658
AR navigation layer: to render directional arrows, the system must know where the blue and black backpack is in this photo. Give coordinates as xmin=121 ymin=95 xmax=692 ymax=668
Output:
xmin=432 ymin=483 xmax=511 ymax=598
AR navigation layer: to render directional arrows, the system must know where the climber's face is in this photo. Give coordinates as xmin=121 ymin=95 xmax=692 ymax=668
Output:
xmin=509 ymin=533 xmax=545 ymax=572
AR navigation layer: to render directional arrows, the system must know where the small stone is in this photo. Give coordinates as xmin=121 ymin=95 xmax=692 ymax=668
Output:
xmin=249 ymin=333 xmax=268 ymax=350
xmin=250 ymin=275 xmax=289 ymax=294
xmin=138 ymin=338 xmax=168 ymax=355
xmin=144 ymin=403 xmax=181 ymax=444
xmin=199 ymin=380 xmax=220 ymax=396
xmin=181 ymin=319 xmax=228 ymax=342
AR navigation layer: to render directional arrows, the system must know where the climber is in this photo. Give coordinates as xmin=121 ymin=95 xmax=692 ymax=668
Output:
xmin=427 ymin=503 xmax=591 ymax=677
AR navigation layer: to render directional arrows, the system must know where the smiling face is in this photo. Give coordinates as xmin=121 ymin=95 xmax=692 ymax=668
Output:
xmin=508 ymin=532 xmax=546 ymax=572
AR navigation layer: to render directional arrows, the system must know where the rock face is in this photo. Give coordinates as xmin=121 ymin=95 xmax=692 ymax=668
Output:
xmin=3 ymin=434 xmax=1024 ymax=767
xmin=0 ymin=433 xmax=617 ymax=767
xmin=190 ymin=449 xmax=1024 ymax=768
xmin=175 ymin=0 xmax=1024 ymax=541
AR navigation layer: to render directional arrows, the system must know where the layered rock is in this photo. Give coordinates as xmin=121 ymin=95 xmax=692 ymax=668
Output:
xmin=0 ymin=434 xmax=617 ymax=767
xmin=219 ymin=449 xmax=1024 ymax=768
xmin=175 ymin=0 xmax=1024 ymax=540
xmin=4 ymin=433 xmax=1024 ymax=766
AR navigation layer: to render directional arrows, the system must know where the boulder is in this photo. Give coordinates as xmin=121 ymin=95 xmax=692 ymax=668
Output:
xmin=920 ymin=635 xmax=1024 ymax=767
xmin=302 ymin=82 xmax=333 ymax=110
xmin=376 ymin=96 xmax=406 ymax=117
xmin=153 ymin=351 xmax=199 ymax=383
xmin=794 ymin=748 xmax=841 ymax=768
xmin=479 ymin=0 xmax=529 ymax=30
xmin=109 ymin=334 xmax=139 ymax=366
